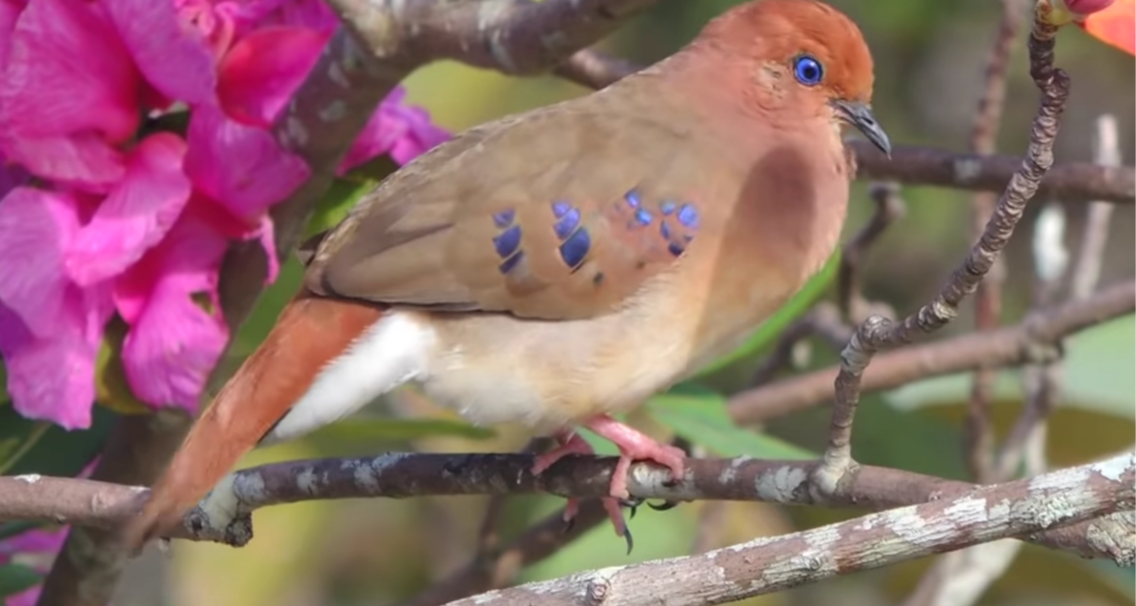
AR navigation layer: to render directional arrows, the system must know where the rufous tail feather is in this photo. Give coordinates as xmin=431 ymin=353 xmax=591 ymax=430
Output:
xmin=120 ymin=291 xmax=384 ymax=550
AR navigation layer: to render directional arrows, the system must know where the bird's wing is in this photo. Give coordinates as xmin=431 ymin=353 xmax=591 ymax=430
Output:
xmin=306 ymin=98 xmax=733 ymax=320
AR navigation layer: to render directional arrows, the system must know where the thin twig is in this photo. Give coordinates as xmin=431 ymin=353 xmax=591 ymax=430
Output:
xmin=967 ymin=0 xmax=1028 ymax=484
xmin=996 ymin=114 xmax=1121 ymax=479
xmin=729 ymin=279 xmax=1134 ymax=423
xmin=399 ymin=502 xmax=609 ymax=606
xmin=475 ymin=439 xmax=544 ymax=559
xmin=748 ymin=303 xmax=850 ymax=387
xmin=1069 ymin=114 xmax=1121 ymax=300
xmin=837 ymin=181 xmax=906 ymax=321
xmin=810 ymin=12 xmax=1071 ymax=497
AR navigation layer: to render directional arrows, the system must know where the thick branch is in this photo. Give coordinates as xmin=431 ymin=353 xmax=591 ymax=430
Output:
xmin=442 ymin=453 xmax=1135 ymax=606
xmin=326 ymin=0 xmax=657 ymax=74
xmin=3 ymin=453 xmax=1132 ymax=563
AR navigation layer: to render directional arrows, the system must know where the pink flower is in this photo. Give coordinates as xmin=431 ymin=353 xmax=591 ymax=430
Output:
xmin=0 ymin=0 xmax=139 ymax=188
xmin=0 ymin=188 xmax=114 ymax=429
xmin=0 ymin=528 xmax=67 ymax=606
xmin=1065 ymin=0 xmax=1116 ymax=15
xmin=0 ymin=0 xmax=448 ymax=429
xmin=113 ymin=197 xmax=231 ymax=407
xmin=341 ymin=87 xmax=453 ymax=172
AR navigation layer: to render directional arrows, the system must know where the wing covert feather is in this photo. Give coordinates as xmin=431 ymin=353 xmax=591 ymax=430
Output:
xmin=306 ymin=97 xmax=737 ymax=320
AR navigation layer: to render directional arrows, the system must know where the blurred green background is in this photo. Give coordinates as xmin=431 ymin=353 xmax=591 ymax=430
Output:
xmin=37 ymin=0 xmax=1136 ymax=604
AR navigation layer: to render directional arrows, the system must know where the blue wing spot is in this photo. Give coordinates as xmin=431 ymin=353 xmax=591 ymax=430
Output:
xmin=554 ymin=207 xmax=581 ymax=240
xmin=492 ymin=209 xmax=515 ymax=228
xmin=559 ymin=228 xmax=591 ymax=269
xmin=624 ymin=189 xmax=642 ymax=209
xmin=499 ymin=250 xmax=525 ymax=274
xmin=634 ymin=208 xmax=653 ymax=226
xmin=668 ymin=242 xmax=685 ymax=257
xmin=660 ymin=220 xmax=672 ymax=239
xmin=677 ymin=203 xmax=700 ymax=228
xmin=493 ymin=224 xmax=522 ymax=258
xmin=660 ymin=200 xmax=677 ymax=215
xmin=552 ymin=200 xmax=571 ymax=218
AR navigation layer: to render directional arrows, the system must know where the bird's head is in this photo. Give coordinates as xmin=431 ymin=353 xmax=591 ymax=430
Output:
xmin=697 ymin=0 xmax=891 ymax=156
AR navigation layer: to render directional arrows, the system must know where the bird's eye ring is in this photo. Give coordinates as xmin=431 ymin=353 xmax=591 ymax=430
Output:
xmin=792 ymin=55 xmax=824 ymax=86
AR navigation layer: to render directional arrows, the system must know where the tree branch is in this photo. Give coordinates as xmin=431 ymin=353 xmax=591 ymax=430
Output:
xmin=326 ymin=0 xmax=658 ymax=74
xmin=837 ymin=181 xmax=906 ymax=321
xmin=3 ymin=452 xmax=1132 ymax=564
xmin=966 ymin=0 xmax=1028 ymax=485
xmin=728 ymin=278 xmax=1135 ymax=423
xmin=812 ymin=16 xmax=1071 ymax=495
xmin=440 ymin=453 xmax=1134 ymax=606
xmin=399 ymin=502 xmax=611 ymax=606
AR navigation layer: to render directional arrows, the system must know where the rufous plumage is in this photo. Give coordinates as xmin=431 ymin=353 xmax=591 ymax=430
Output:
xmin=124 ymin=0 xmax=890 ymax=551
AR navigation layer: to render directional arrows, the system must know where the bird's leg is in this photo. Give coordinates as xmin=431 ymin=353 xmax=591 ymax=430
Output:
xmin=582 ymin=414 xmax=686 ymax=500
xmin=531 ymin=429 xmax=594 ymax=475
xmin=531 ymin=429 xmax=636 ymax=552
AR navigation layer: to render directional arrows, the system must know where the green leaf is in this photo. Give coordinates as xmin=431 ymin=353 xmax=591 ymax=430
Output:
xmin=0 ymin=405 xmax=115 ymax=477
xmin=0 ymin=563 xmax=40 ymax=597
xmin=0 ymin=364 xmax=8 ymax=406
xmin=93 ymin=316 xmax=151 ymax=415
xmin=691 ymin=251 xmax=839 ymax=379
xmin=303 ymin=175 xmax=381 ymax=240
xmin=304 ymin=417 xmax=496 ymax=443
xmin=647 ymin=384 xmax=814 ymax=459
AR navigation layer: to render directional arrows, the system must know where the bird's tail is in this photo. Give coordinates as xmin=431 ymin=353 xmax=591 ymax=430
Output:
xmin=121 ymin=291 xmax=385 ymax=550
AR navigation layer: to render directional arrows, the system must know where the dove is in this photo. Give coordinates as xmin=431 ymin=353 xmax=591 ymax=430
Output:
xmin=124 ymin=0 xmax=889 ymax=552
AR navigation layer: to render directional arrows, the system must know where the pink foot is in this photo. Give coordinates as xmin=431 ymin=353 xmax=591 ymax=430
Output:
xmin=532 ymin=430 xmax=593 ymax=475
xmin=583 ymin=414 xmax=686 ymax=500
xmin=531 ymin=430 xmax=633 ymax=549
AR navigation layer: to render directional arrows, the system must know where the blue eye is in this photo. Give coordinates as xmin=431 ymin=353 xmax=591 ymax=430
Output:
xmin=793 ymin=55 xmax=824 ymax=86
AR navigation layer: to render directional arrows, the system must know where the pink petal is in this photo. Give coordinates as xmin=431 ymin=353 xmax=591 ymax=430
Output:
xmin=175 ymin=0 xmax=240 ymax=58
xmin=184 ymin=103 xmax=310 ymax=220
xmin=217 ymin=25 xmax=329 ymax=127
xmin=0 ymin=154 xmax=30 ymax=197
xmin=6 ymin=586 xmax=44 ymax=606
xmin=65 ymin=133 xmax=192 ymax=287
xmin=0 ymin=528 xmax=66 ymax=556
xmin=0 ymin=133 xmax=126 ymax=191
xmin=251 ymin=213 xmax=280 ymax=283
xmin=0 ymin=283 xmax=112 ymax=430
xmin=0 ymin=0 xmax=139 ymax=184
xmin=0 ymin=0 xmax=23 ymax=71
xmin=339 ymin=87 xmax=450 ymax=173
xmin=116 ymin=201 xmax=230 ymax=410
xmin=105 ymin=0 xmax=218 ymax=107
xmin=1067 ymin=0 xmax=1116 ymax=15
xmin=0 ymin=187 xmax=81 ymax=337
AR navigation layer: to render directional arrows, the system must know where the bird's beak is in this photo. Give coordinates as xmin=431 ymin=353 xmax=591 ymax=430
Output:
xmin=832 ymin=100 xmax=891 ymax=158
